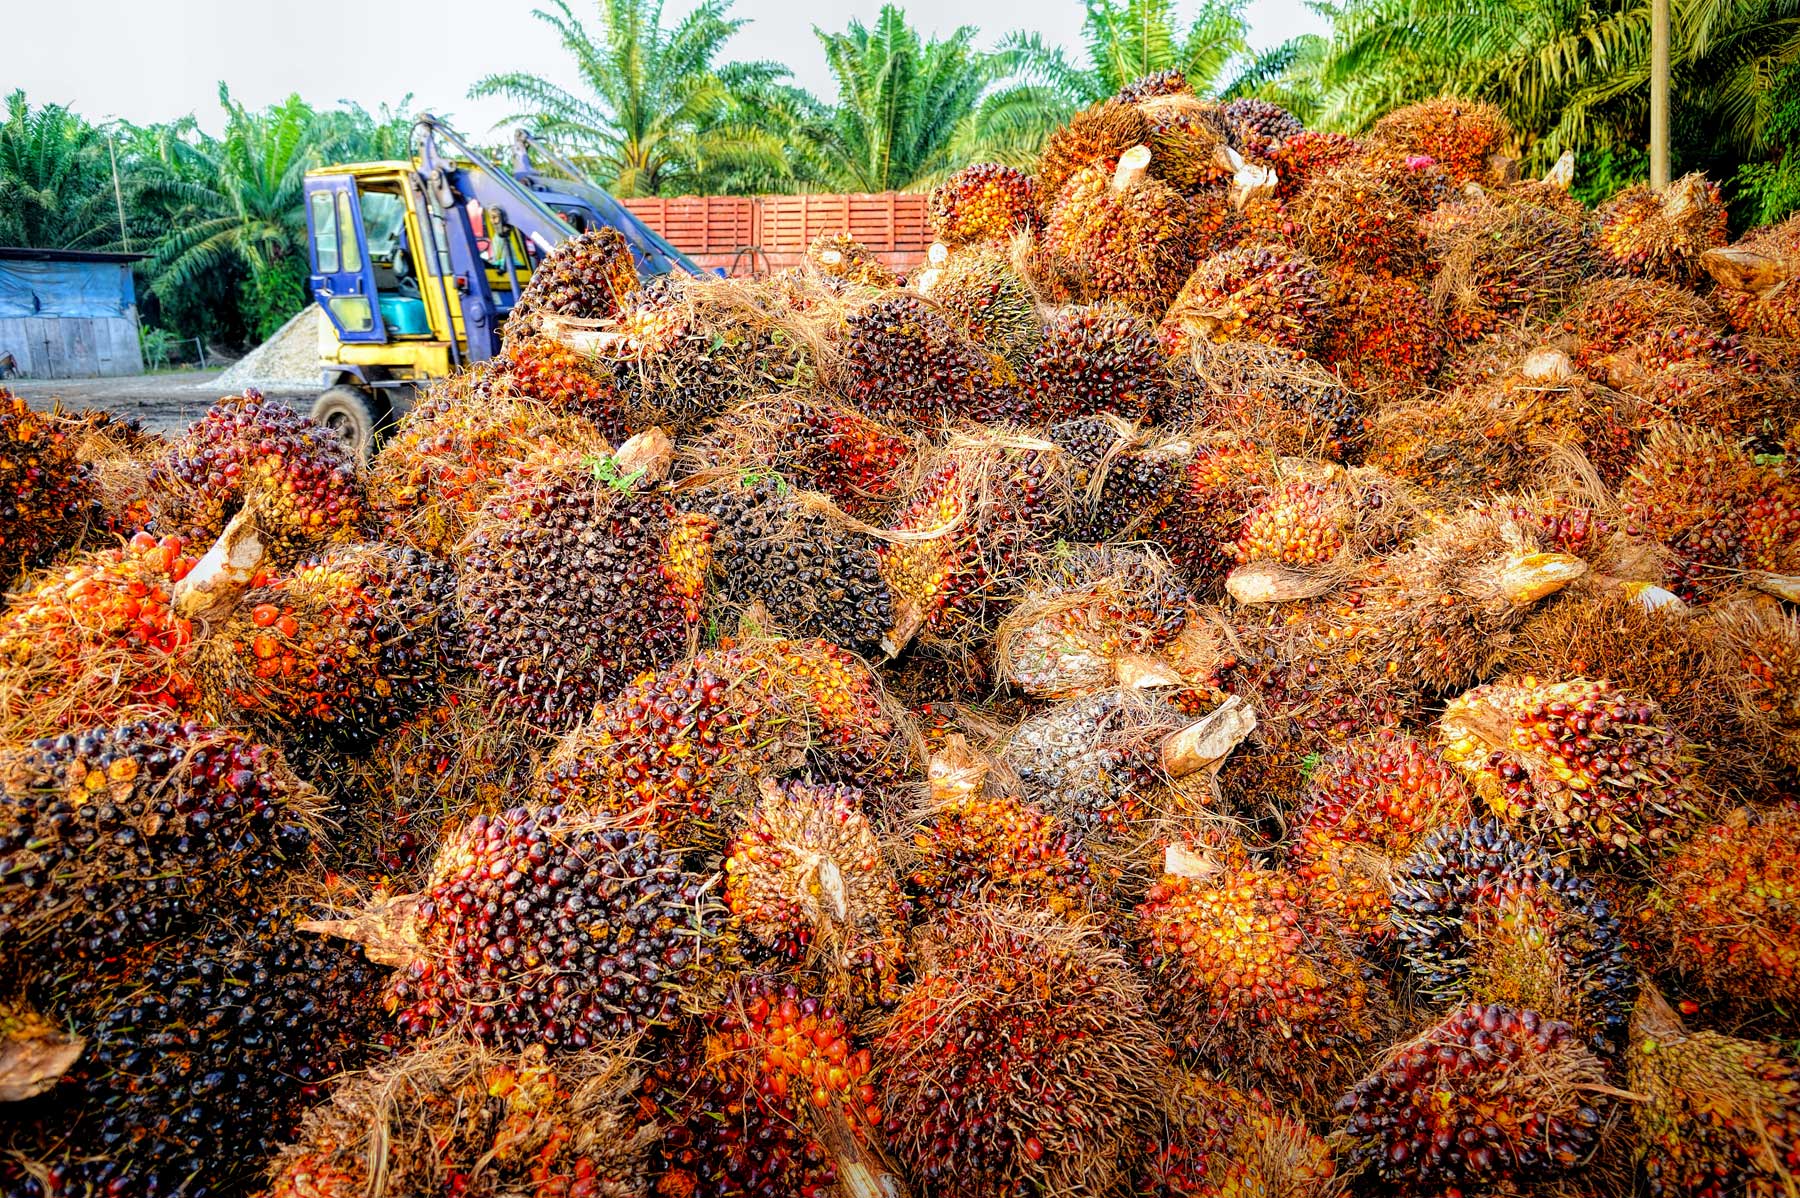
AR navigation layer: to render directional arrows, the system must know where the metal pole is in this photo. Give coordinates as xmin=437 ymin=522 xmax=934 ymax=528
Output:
xmin=107 ymin=128 xmax=132 ymax=252
xmin=1650 ymin=0 xmax=1671 ymax=189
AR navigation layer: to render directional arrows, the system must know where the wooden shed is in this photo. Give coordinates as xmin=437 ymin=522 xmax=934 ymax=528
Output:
xmin=0 ymin=247 xmax=146 ymax=379
xmin=621 ymin=193 xmax=933 ymax=276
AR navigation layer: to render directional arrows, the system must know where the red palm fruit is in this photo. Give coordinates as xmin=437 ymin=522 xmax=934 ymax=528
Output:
xmin=1291 ymin=163 xmax=1427 ymax=276
xmin=1135 ymin=1070 xmax=1338 ymax=1198
xmin=1150 ymin=438 xmax=1277 ymax=588
xmin=1369 ymin=96 xmax=1514 ymax=184
xmin=1439 ymin=676 xmax=1697 ymax=859
xmin=146 ymin=390 xmax=362 ymax=564
xmin=1555 ymin=277 xmax=1725 ymax=375
xmin=837 ymin=291 xmax=1021 ymax=429
xmin=0 ymin=390 xmax=93 ymax=584
xmin=1221 ymin=97 xmax=1305 ymax=159
xmin=369 ymin=387 xmax=608 ymax=555
xmin=1630 ymin=987 xmax=1800 ymax=1198
xmin=908 ymin=736 xmax=1098 ymax=919
xmin=684 ymin=393 xmax=914 ymax=520
xmin=1135 ymin=842 xmax=1386 ymax=1104
xmin=0 ymin=531 xmax=199 ymax=738
xmin=725 ymin=779 xmax=908 ymax=1008
xmin=0 ymin=718 xmax=324 ymax=975
xmin=1710 ymin=597 xmax=1800 ymax=773
xmin=929 ymin=162 xmax=1034 ymax=245
xmin=1596 ymin=173 xmax=1729 ymax=285
xmin=1424 ymin=197 xmax=1590 ymax=342
xmin=456 ymin=443 xmax=714 ymax=731
xmin=1320 ymin=267 xmax=1446 ymax=395
xmin=1233 ymin=479 xmax=1351 ymax=569
xmin=1116 ymin=70 xmax=1191 ymax=103
xmin=1034 ymin=98 xmax=1154 ymax=219
xmin=305 ymin=804 xmax=734 ymax=1048
xmin=1136 ymin=93 xmax=1234 ymax=191
xmin=495 ymin=335 xmax=629 ymax=438
xmin=1043 ymin=156 xmax=1198 ymax=314
xmin=511 ymin=225 xmax=640 ymax=326
xmin=540 ymin=638 xmax=904 ymax=848
xmin=1289 ymin=730 xmax=1474 ymax=944
xmin=1181 ymin=339 xmax=1363 ymax=456
xmin=877 ymin=906 xmax=1166 ymax=1198
xmin=194 ymin=541 xmax=460 ymax=752
xmin=1162 ymin=244 xmax=1327 ymax=355
xmin=267 ymin=1041 xmax=653 ymax=1198
xmin=1334 ymin=1002 xmax=1616 ymax=1190
xmin=1268 ymin=130 xmax=1364 ymax=198
xmin=1017 ymin=303 xmax=1172 ymax=424
xmin=879 ymin=434 xmax=1064 ymax=651
xmin=916 ymin=241 xmax=1042 ymax=366
xmin=51 ymin=408 xmax=163 ymax=537
xmin=1392 ymin=819 xmax=1637 ymax=1052
xmin=1649 ymin=804 xmax=1800 ymax=1004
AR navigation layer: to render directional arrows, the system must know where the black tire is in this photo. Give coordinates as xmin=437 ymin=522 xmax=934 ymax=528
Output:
xmin=311 ymin=385 xmax=387 ymax=461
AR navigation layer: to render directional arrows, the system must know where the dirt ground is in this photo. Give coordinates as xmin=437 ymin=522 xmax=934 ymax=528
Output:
xmin=7 ymin=370 xmax=315 ymax=435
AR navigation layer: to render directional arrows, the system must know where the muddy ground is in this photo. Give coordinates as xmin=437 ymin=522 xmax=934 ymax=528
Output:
xmin=8 ymin=371 xmax=313 ymax=435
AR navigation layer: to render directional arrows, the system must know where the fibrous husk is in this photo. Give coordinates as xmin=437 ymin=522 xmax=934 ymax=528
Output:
xmin=807 ymin=231 xmax=899 ymax=289
xmin=1708 ymin=213 xmax=1800 ymax=340
xmin=1426 ymin=197 xmax=1591 ymax=342
xmin=1179 ymin=338 xmax=1363 ymax=457
xmin=1368 ymin=95 xmax=1516 ymax=184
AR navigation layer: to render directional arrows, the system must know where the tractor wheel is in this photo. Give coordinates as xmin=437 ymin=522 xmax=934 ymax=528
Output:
xmin=311 ymin=386 xmax=387 ymax=461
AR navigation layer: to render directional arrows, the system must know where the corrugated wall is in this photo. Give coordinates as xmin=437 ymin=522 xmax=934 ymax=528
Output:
xmin=0 ymin=315 xmax=144 ymax=379
xmin=621 ymin=192 xmax=933 ymax=276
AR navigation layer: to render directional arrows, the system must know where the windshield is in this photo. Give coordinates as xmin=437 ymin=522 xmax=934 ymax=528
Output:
xmin=359 ymin=190 xmax=407 ymax=262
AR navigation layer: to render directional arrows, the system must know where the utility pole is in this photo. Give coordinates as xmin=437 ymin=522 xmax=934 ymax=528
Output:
xmin=107 ymin=126 xmax=132 ymax=252
xmin=1650 ymin=0 xmax=1671 ymax=189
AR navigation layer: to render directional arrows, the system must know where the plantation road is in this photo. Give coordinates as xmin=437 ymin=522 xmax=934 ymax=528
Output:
xmin=9 ymin=370 xmax=311 ymax=434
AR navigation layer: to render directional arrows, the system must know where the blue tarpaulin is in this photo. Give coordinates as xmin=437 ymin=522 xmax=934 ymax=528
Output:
xmin=0 ymin=259 xmax=135 ymax=319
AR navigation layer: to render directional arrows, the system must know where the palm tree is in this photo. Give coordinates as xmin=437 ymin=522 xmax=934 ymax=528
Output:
xmin=0 ymin=91 xmax=120 ymax=250
xmin=137 ymin=87 xmax=326 ymax=339
xmin=970 ymin=0 xmax=1262 ymax=162
xmin=790 ymin=6 xmax=1001 ymax=191
xmin=468 ymin=0 xmax=800 ymax=196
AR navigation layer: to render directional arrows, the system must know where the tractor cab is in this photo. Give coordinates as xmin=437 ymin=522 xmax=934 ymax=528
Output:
xmin=302 ymin=115 xmax=700 ymax=457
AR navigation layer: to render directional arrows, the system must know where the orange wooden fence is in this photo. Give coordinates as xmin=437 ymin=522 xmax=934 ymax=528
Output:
xmin=621 ymin=193 xmax=933 ymax=276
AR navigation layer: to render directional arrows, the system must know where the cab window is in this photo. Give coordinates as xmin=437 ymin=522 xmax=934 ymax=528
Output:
xmin=309 ymin=191 xmax=339 ymax=273
xmin=337 ymin=192 xmax=362 ymax=273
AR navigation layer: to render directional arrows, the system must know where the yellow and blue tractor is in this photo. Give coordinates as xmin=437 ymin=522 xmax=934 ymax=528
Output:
xmin=303 ymin=115 xmax=700 ymax=456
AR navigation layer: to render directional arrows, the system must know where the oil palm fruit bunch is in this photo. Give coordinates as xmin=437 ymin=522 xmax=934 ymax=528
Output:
xmin=1162 ymin=244 xmax=1327 ymax=355
xmin=1115 ymin=69 xmax=1191 ymax=104
xmin=1629 ymin=987 xmax=1800 ymax=1198
xmin=1134 ymin=1070 xmax=1339 ymax=1198
xmin=1595 ymin=173 xmax=1729 ymax=285
xmin=997 ymin=545 xmax=1211 ymax=699
xmin=907 ymin=735 xmax=1098 ymax=919
xmin=1439 ymin=676 xmax=1696 ymax=859
xmin=1599 ymin=326 xmax=1794 ymax=447
xmin=603 ymin=274 xmax=815 ymax=431
xmin=0 ymin=531 xmax=199 ymax=740
xmin=1424 ymin=197 xmax=1591 ymax=342
xmin=0 ymin=718 xmax=322 ymax=976
xmin=1320 ymin=267 xmax=1447 ymax=395
xmin=1267 ymin=130 xmax=1364 ymax=198
xmin=1149 ymin=438 xmax=1279 ymax=588
xmin=1048 ymin=417 xmax=1192 ymax=541
xmin=1043 ymin=148 xmax=1198 ymax=314
xmin=684 ymin=394 xmax=914 ymax=520
xmin=1224 ymin=463 xmax=1415 ymax=605
xmin=147 ymin=389 xmax=363 ymax=567
xmin=1135 ymin=93 xmax=1234 ymax=192
xmin=1368 ymin=96 xmax=1514 ymax=184
xmin=8 ymin=892 xmax=387 ymax=1198
xmin=1709 ymin=596 xmax=1800 ymax=774
xmin=651 ymin=978 xmax=897 ymax=1198
xmin=928 ymin=162 xmax=1034 ymax=245
xmin=913 ymin=241 xmax=1042 ymax=366
xmin=1552 ymin=276 xmax=1725 ymax=375
xmin=1290 ymin=163 xmax=1427 ymax=276
xmin=680 ymin=476 xmax=892 ymax=657
xmin=1135 ymin=840 xmax=1386 ymax=1104
xmin=1221 ymin=97 xmax=1306 ymax=159
xmin=1033 ymin=98 xmax=1153 ymax=220
xmin=1288 ymin=730 xmax=1474 ymax=946
xmin=1018 ymin=303 xmax=1171 ymax=424
xmin=879 ymin=432 xmax=1064 ymax=651
xmin=1181 ymin=339 xmax=1363 ymax=456
xmin=1648 ymin=804 xmax=1800 ymax=1005
xmin=494 ymin=334 xmax=630 ymax=439
xmin=1232 ymin=477 xmax=1354 ymax=574
xmin=1706 ymin=212 xmax=1800 ymax=341
xmin=194 ymin=541 xmax=460 ymax=752
xmin=51 ymin=408 xmax=163 ymax=537
xmin=305 ymin=803 xmax=733 ymax=1048
xmin=540 ymin=638 xmax=903 ymax=847
xmin=1392 ymin=818 xmax=1636 ymax=1052
xmin=1621 ymin=423 xmax=1800 ymax=601
xmin=876 ymin=905 xmax=1166 ymax=1198
xmin=807 ymin=232 xmax=898 ymax=289
xmin=836 ymin=291 xmax=1019 ymax=429
xmin=724 ymin=778 xmax=908 ymax=1008
xmin=0 ymin=391 xmax=92 ymax=585
xmin=511 ymin=225 xmax=640 ymax=326
xmin=369 ymin=388 xmax=608 ymax=555
xmin=455 ymin=442 xmax=714 ymax=731
xmin=1334 ymin=1001 xmax=1617 ymax=1192
xmin=265 ymin=1040 xmax=654 ymax=1198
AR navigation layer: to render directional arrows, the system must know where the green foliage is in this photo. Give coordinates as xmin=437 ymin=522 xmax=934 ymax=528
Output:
xmin=1571 ymin=144 xmax=1648 ymax=207
xmin=1732 ymin=59 xmax=1800 ymax=225
xmin=0 ymin=91 xmax=121 ymax=250
xmin=138 ymin=325 xmax=178 ymax=371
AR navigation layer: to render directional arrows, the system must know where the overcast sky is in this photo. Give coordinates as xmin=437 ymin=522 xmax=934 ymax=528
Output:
xmin=9 ymin=0 xmax=1327 ymax=137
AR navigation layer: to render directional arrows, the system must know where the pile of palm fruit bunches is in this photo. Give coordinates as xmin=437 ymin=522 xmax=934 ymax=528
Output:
xmin=5 ymin=81 xmax=1800 ymax=1198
